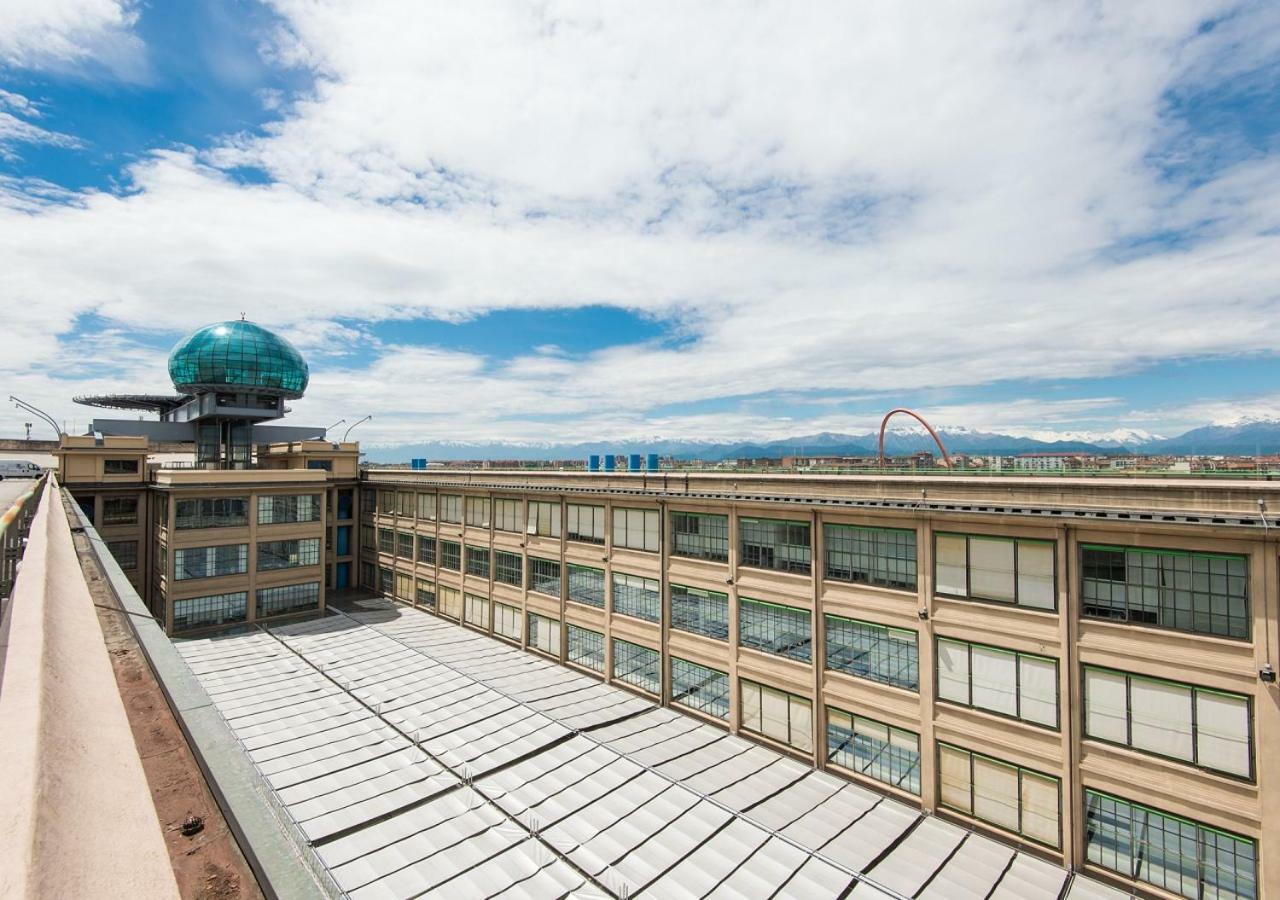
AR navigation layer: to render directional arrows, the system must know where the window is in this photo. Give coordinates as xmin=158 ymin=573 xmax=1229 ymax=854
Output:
xmin=174 ymin=544 xmax=248 ymax=580
xmin=440 ymin=494 xmax=462 ymax=523
xmin=671 ymin=657 xmax=729 ymax=719
xmin=827 ymin=707 xmax=920 ymax=795
xmin=360 ymin=561 xmax=375 ymax=590
xmin=494 ymin=499 xmax=521 ymax=532
xmin=107 ymin=540 xmax=138 ymax=570
xmin=438 ymin=585 xmax=462 ymax=620
xmin=494 ymin=601 xmax=521 ymax=640
xmin=172 ymin=591 xmax=247 ymax=632
xmin=494 ymin=551 xmax=522 ymax=586
xmin=465 ymin=496 xmax=490 ymax=527
xmin=377 ymin=490 xmax=394 ymax=514
xmin=337 ymin=490 xmax=353 ymax=520
xmin=613 ymin=639 xmax=660 ymax=694
xmin=527 ymin=501 xmax=560 ymax=537
xmin=824 ymin=615 xmax=918 ymax=690
xmin=256 ymin=582 xmax=321 ymax=618
xmin=417 ymin=536 xmax=436 ymax=565
xmin=825 ymin=524 xmax=917 ymax=590
xmin=935 ymin=534 xmax=1055 ymax=610
xmin=672 ymin=512 xmax=729 ymax=562
xmin=416 ymin=579 xmax=436 ymax=608
xmin=1081 ymin=545 xmax=1249 ymax=639
xmin=670 ymin=584 xmax=729 ymax=640
xmin=937 ymin=638 xmax=1058 ymax=728
xmin=378 ymin=528 xmax=394 ymax=554
xmin=740 ymin=679 xmax=812 ymax=752
xmin=567 ymin=624 xmax=604 ymax=672
xmin=567 ymin=504 xmax=605 ymax=544
xmin=939 ymin=744 xmax=1060 ymax=847
xmin=1083 ymin=667 xmax=1252 ymax=778
xmin=416 ymin=492 xmax=435 ymax=520
xmin=568 ymin=564 xmax=606 ymax=608
xmin=528 ymin=612 xmax=561 ymax=656
xmin=613 ymin=507 xmax=659 ymax=552
xmin=439 ymin=540 xmax=461 ymax=571
xmin=395 ymin=572 xmax=413 ymax=601
xmin=104 ymin=458 xmax=139 ymax=475
xmin=529 ymin=557 xmax=561 ymax=597
xmin=378 ymin=566 xmax=393 ymax=595
xmin=396 ymin=532 xmax=414 ymax=558
xmin=739 ymin=598 xmax=811 ymax=662
xmin=258 ymin=538 xmax=321 ymax=571
xmin=256 ymin=493 xmax=322 ymax=526
xmin=396 ymin=491 xmax=414 ymax=518
xmin=360 ymin=524 xmax=375 ymax=550
xmin=612 ymin=572 xmax=660 ymax=622
xmin=175 ymin=497 xmax=248 ymax=530
xmin=336 ymin=525 xmax=350 ymax=556
xmin=360 ymin=491 xmax=376 ymax=515
xmin=740 ymin=518 xmax=811 ymax=574
xmin=1085 ymin=790 xmax=1256 ymax=900
xmin=465 ymin=545 xmax=491 ymax=578
xmin=464 ymin=593 xmax=489 ymax=628
xmin=101 ymin=496 xmax=138 ymax=526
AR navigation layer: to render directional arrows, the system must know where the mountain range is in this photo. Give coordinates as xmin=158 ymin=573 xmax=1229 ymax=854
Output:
xmin=360 ymin=419 xmax=1280 ymax=463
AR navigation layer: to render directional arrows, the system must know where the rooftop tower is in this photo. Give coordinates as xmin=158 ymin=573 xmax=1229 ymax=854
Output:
xmin=75 ymin=318 xmax=323 ymax=467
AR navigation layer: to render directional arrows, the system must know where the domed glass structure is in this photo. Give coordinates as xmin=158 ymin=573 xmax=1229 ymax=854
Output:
xmin=168 ymin=321 xmax=309 ymax=399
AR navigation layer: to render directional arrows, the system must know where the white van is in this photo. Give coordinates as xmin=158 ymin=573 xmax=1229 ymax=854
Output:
xmin=0 ymin=460 xmax=42 ymax=480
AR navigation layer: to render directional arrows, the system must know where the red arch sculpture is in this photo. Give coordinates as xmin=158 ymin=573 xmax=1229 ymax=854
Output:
xmin=877 ymin=408 xmax=953 ymax=468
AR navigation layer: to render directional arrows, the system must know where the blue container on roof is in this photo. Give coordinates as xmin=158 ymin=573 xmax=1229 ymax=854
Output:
xmin=647 ymin=453 xmax=659 ymax=471
xmin=588 ymin=454 xmax=600 ymax=472
xmin=628 ymin=453 xmax=641 ymax=472
xmin=603 ymin=455 xmax=616 ymax=472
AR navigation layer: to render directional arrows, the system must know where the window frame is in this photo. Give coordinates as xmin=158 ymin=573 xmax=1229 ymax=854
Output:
xmin=935 ymin=636 xmax=1060 ymax=730
xmin=672 ymin=511 xmax=729 ymax=563
xmin=938 ymin=741 xmax=1062 ymax=849
xmin=739 ymin=516 xmax=812 ymax=575
xmin=738 ymin=596 xmax=812 ymax=663
xmin=1080 ymin=543 xmax=1250 ymax=641
xmin=826 ymin=704 xmax=921 ymax=795
xmin=934 ymin=532 xmax=1058 ymax=612
xmin=823 ymin=522 xmax=918 ymax=591
xmin=1081 ymin=664 xmax=1254 ymax=781
xmin=823 ymin=613 xmax=919 ymax=691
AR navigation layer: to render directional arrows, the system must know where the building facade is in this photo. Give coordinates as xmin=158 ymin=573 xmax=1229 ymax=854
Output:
xmin=357 ymin=468 xmax=1278 ymax=900
xmin=56 ymin=437 xmax=359 ymax=634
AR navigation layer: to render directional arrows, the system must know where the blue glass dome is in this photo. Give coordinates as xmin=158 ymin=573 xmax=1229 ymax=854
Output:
xmin=168 ymin=321 xmax=309 ymax=398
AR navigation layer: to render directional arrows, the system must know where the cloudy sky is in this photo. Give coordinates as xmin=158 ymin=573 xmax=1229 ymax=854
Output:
xmin=2 ymin=1 xmax=1280 ymax=447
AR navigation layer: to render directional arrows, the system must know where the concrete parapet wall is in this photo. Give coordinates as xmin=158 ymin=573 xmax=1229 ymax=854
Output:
xmin=0 ymin=479 xmax=179 ymax=899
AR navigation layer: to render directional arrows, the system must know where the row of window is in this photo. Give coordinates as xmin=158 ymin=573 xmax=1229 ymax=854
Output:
xmin=173 ymin=494 xmax=323 ymax=530
xmin=172 ymin=538 xmax=321 ymax=580
xmin=170 ymin=581 xmax=320 ymax=631
xmin=376 ymin=551 xmax=1259 ymax=784
xmin=368 ymin=513 xmax=1253 ymax=640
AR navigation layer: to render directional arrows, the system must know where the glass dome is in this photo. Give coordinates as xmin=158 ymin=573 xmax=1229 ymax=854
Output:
xmin=168 ymin=320 xmax=310 ymax=398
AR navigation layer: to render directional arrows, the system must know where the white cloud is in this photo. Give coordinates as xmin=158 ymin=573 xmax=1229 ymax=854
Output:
xmin=0 ymin=0 xmax=145 ymax=78
xmin=3 ymin=1 xmax=1280 ymax=444
xmin=0 ymin=90 xmax=81 ymax=159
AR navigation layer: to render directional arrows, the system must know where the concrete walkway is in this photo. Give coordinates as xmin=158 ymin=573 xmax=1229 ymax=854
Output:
xmin=0 ymin=480 xmax=179 ymax=899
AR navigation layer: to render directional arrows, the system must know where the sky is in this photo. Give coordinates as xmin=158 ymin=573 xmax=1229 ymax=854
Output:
xmin=2 ymin=1 xmax=1280 ymax=448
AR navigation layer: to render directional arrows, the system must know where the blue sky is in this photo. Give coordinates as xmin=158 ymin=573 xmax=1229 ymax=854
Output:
xmin=4 ymin=2 xmax=1280 ymax=446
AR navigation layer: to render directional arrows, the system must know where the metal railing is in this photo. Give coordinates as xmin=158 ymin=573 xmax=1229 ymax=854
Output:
xmin=1 ymin=473 xmax=48 ymax=601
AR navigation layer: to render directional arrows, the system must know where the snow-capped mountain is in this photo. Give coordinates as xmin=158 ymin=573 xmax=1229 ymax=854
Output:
xmin=360 ymin=420 xmax=1280 ymax=463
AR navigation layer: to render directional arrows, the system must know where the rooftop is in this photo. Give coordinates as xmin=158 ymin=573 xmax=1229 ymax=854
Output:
xmin=176 ymin=596 xmax=1131 ymax=899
